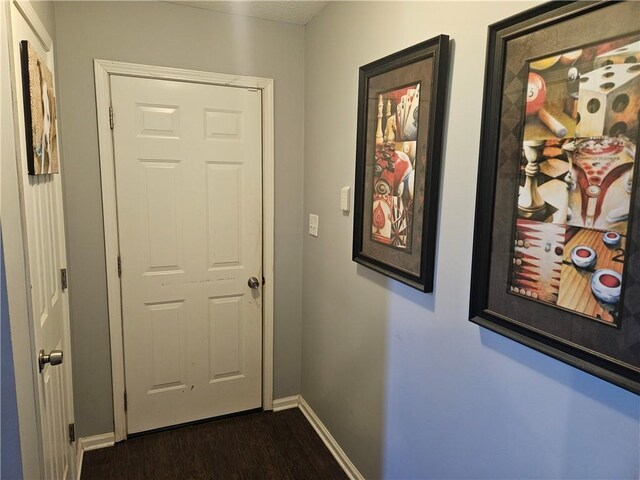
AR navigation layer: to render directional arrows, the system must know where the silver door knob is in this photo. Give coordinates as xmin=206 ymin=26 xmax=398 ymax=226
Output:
xmin=248 ymin=277 xmax=260 ymax=289
xmin=38 ymin=349 xmax=63 ymax=372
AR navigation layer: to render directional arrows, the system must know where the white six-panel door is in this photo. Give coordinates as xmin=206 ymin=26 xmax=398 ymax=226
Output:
xmin=111 ymin=76 xmax=263 ymax=434
xmin=9 ymin=2 xmax=75 ymax=478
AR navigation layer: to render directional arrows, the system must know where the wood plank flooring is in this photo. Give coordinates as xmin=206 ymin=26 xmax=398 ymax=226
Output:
xmin=81 ymin=409 xmax=348 ymax=480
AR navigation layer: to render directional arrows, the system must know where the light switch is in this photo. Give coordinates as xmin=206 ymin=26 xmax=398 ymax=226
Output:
xmin=309 ymin=214 xmax=319 ymax=237
xmin=341 ymin=186 xmax=351 ymax=212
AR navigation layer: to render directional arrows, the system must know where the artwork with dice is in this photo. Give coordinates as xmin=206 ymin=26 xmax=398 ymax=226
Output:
xmin=576 ymin=39 xmax=640 ymax=140
xmin=509 ymin=32 xmax=639 ymax=325
xmin=594 ymin=40 xmax=640 ymax=69
xmin=576 ymin=62 xmax=640 ymax=139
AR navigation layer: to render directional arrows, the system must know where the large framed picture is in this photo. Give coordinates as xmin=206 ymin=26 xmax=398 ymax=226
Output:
xmin=470 ymin=0 xmax=640 ymax=393
xmin=352 ymin=35 xmax=449 ymax=292
xmin=20 ymin=40 xmax=59 ymax=175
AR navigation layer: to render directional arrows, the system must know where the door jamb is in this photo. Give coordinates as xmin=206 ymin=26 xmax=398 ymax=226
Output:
xmin=94 ymin=59 xmax=275 ymax=442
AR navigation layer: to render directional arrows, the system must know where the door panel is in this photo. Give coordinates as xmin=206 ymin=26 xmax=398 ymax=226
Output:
xmin=111 ymin=76 xmax=262 ymax=434
xmin=147 ymin=300 xmax=187 ymax=392
xmin=140 ymin=161 xmax=183 ymax=271
xmin=207 ymin=164 xmax=243 ymax=266
xmin=209 ymin=295 xmax=244 ymax=381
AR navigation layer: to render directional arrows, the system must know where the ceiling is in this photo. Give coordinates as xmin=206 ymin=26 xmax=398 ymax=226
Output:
xmin=170 ymin=1 xmax=329 ymax=25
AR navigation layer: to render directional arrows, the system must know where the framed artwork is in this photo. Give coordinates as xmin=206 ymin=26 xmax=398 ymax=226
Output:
xmin=20 ymin=40 xmax=59 ymax=175
xmin=352 ymin=35 xmax=450 ymax=292
xmin=470 ymin=0 xmax=640 ymax=393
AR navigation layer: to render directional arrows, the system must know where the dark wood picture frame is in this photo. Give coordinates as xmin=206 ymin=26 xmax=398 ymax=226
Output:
xmin=353 ymin=35 xmax=449 ymax=292
xmin=470 ymin=0 xmax=640 ymax=394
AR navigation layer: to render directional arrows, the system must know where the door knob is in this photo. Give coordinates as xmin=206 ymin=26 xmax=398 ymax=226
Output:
xmin=248 ymin=277 xmax=260 ymax=289
xmin=38 ymin=349 xmax=63 ymax=373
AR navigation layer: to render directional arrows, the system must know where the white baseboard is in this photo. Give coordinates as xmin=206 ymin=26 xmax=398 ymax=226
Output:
xmin=77 ymin=432 xmax=115 ymax=479
xmin=272 ymin=395 xmax=300 ymax=411
xmin=298 ymin=397 xmax=364 ymax=480
xmin=80 ymin=432 xmax=115 ymax=451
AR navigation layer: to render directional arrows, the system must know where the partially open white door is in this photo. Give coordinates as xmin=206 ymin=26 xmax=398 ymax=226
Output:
xmin=110 ymin=76 xmax=263 ymax=434
xmin=8 ymin=2 xmax=75 ymax=478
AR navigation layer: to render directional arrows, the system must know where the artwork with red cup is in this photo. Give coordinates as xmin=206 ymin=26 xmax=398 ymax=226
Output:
xmin=570 ymin=245 xmax=597 ymax=269
xmin=591 ymin=269 xmax=623 ymax=305
xmin=509 ymin=33 xmax=638 ymax=325
xmin=473 ymin=0 xmax=640 ymax=395
xmin=602 ymin=231 xmax=622 ymax=248
xmin=554 ymin=226 xmax=626 ymax=324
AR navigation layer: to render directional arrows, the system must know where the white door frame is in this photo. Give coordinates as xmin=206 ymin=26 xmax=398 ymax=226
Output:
xmin=94 ymin=60 xmax=275 ymax=442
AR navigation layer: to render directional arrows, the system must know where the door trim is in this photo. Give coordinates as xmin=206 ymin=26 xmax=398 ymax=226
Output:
xmin=94 ymin=59 xmax=275 ymax=442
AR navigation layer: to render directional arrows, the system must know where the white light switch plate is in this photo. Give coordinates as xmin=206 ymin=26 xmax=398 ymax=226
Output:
xmin=341 ymin=186 xmax=351 ymax=212
xmin=309 ymin=214 xmax=319 ymax=237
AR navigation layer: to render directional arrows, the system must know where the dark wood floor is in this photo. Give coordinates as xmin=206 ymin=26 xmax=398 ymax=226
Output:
xmin=81 ymin=408 xmax=348 ymax=480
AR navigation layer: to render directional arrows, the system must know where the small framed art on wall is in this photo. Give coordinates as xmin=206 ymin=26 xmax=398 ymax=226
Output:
xmin=352 ymin=35 xmax=450 ymax=293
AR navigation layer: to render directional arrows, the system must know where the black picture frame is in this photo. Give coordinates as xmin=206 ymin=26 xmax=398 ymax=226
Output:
xmin=352 ymin=35 xmax=449 ymax=292
xmin=470 ymin=0 xmax=640 ymax=394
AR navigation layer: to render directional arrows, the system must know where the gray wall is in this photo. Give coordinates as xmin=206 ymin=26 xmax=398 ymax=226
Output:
xmin=29 ymin=0 xmax=56 ymax=38
xmin=1 ymin=233 xmax=23 ymax=480
xmin=302 ymin=2 xmax=640 ymax=479
xmin=53 ymin=1 xmax=304 ymax=437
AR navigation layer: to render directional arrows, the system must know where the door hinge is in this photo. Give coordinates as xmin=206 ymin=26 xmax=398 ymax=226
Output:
xmin=68 ymin=423 xmax=75 ymax=443
xmin=61 ymin=268 xmax=68 ymax=290
xmin=117 ymin=255 xmax=122 ymax=278
xmin=124 ymin=391 xmax=128 ymax=412
xmin=109 ymin=105 xmax=114 ymax=129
